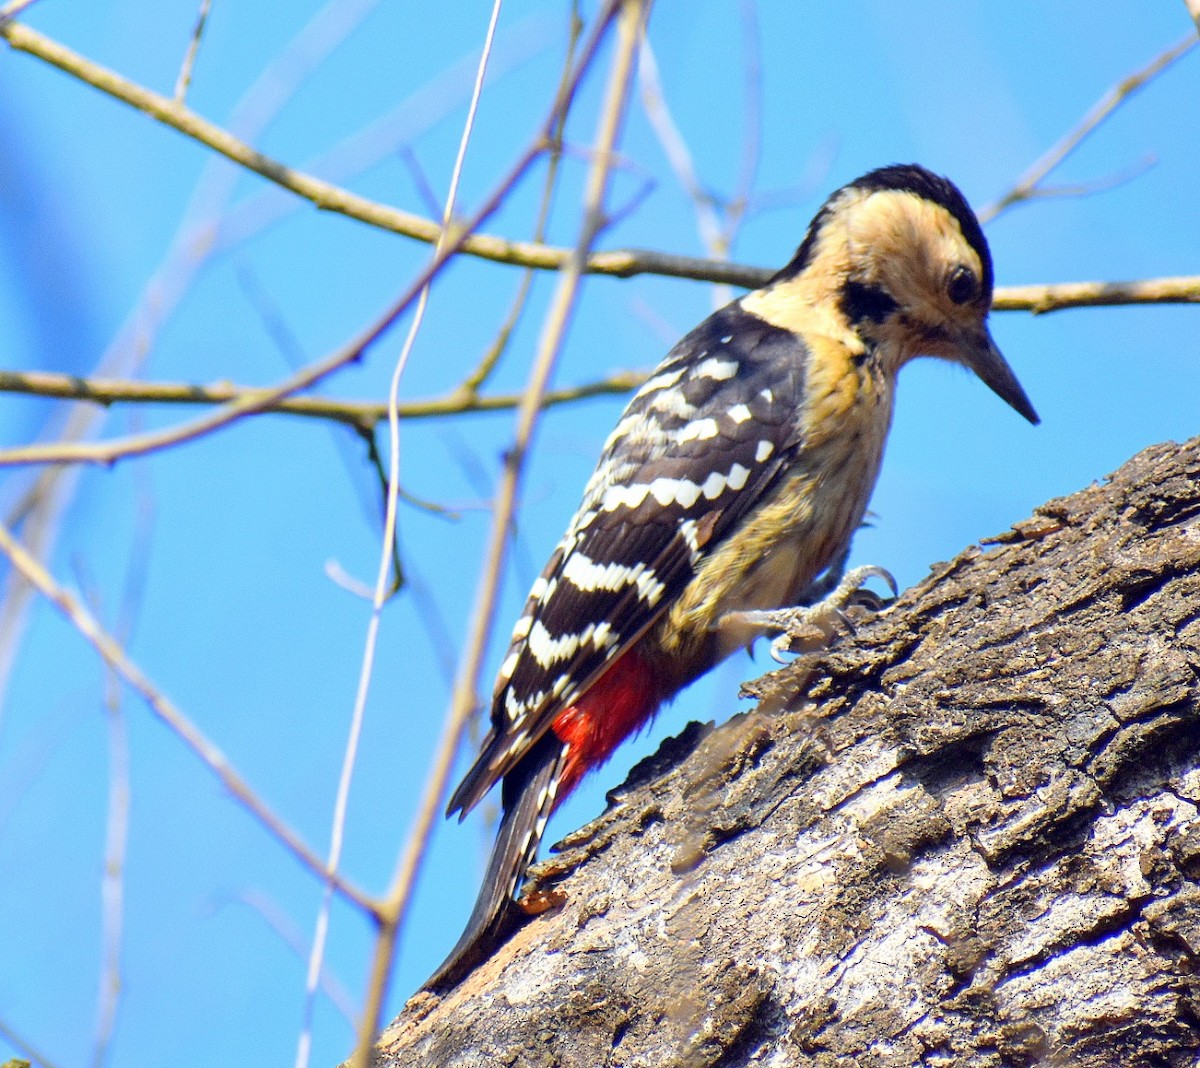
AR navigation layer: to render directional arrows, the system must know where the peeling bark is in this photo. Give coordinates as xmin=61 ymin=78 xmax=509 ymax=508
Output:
xmin=381 ymin=438 xmax=1200 ymax=1067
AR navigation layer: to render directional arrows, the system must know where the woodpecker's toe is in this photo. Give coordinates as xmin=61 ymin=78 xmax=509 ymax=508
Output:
xmin=724 ymin=563 xmax=896 ymax=660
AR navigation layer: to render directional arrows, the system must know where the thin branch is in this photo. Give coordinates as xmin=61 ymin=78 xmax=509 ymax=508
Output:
xmin=397 ymin=146 xmax=446 ymax=220
xmin=637 ymin=37 xmax=724 ymax=264
xmin=15 ymin=15 xmax=1195 ymax=303
xmin=999 ymin=154 xmax=1156 ymax=205
xmin=0 ymin=0 xmax=630 ymax=474
xmin=92 ymin=669 xmax=130 ymax=1068
xmin=174 ymin=0 xmax=213 ymax=104
xmin=5 ymin=262 xmax=1200 ymax=448
xmin=349 ymin=2 xmax=645 ymax=1061
xmin=0 ymin=1015 xmax=60 ymax=1068
xmin=981 ymin=33 xmax=1199 ymax=222
xmin=0 ymin=370 xmax=645 ymax=449
xmin=458 ymin=12 xmax=583 ymax=397
xmin=0 ymin=0 xmax=40 ymax=26
xmin=0 ymin=518 xmax=379 ymax=918
xmin=0 ymin=17 xmax=772 ymax=289
xmin=210 ymin=15 xmax=552 ymax=256
xmin=991 ymin=275 xmax=1200 ymax=314
xmin=728 ymin=0 xmax=763 ymax=232
xmin=298 ymin=3 xmax=508 ymax=1066
xmin=86 ymin=468 xmax=150 ymax=1068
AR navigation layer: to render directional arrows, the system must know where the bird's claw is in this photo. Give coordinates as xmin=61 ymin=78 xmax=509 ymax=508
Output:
xmin=725 ymin=563 xmax=897 ymax=662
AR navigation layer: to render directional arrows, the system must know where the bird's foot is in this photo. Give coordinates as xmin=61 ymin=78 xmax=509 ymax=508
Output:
xmin=723 ymin=564 xmax=898 ymax=663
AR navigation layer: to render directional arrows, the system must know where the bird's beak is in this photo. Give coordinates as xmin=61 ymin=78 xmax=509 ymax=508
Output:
xmin=960 ymin=329 xmax=1039 ymax=425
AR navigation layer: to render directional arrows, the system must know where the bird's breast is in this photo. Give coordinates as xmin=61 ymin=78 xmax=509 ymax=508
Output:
xmin=657 ymin=353 xmax=893 ymax=667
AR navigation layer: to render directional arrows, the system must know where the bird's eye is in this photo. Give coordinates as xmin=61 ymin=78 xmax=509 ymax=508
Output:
xmin=947 ymin=265 xmax=979 ymax=305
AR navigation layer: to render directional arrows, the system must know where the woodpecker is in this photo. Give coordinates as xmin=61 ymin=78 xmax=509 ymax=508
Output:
xmin=426 ymin=163 xmax=1038 ymax=990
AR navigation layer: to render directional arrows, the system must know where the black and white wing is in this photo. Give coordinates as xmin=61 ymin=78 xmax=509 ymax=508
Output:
xmin=447 ymin=303 xmax=809 ymax=816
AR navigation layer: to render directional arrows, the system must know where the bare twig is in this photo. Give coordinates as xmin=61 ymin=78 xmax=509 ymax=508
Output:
xmin=0 ymin=519 xmax=379 ymax=917
xmin=991 ymin=275 xmax=1200 ymax=314
xmin=634 ymin=0 xmax=764 ymax=289
xmin=0 ymin=0 xmax=40 ymax=25
xmin=211 ymin=14 xmax=552 ymax=255
xmin=981 ymin=33 xmax=1198 ymax=222
xmin=637 ymin=37 xmax=724 ymax=267
xmin=459 ymin=12 xmax=583 ymax=397
xmin=0 ymin=0 xmax=385 ymax=722
xmin=0 ymin=1013 xmax=60 ymax=1068
xmin=92 ymin=670 xmax=130 ymax=1068
xmin=0 ymin=369 xmax=645 ymax=430
xmin=9 ymin=17 xmax=1197 ymax=297
xmin=297 ymin=4 xmax=508 ymax=1067
xmin=348 ymin=3 xmax=645 ymax=1062
xmin=174 ymin=0 xmax=213 ymax=103
xmin=992 ymin=155 xmax=1157 ymax=206
xmin=88 ymin=467 xmax=152 ymax=1068
xmin=398 ymin=146 xmax=446 ymax=220
xmin=722 ymin=0 xmax=763 ymax=254
xmin=0 ymin=18 xmax=779 ymax=289
xmin=0 ymin=450 xmax=84 ymax=723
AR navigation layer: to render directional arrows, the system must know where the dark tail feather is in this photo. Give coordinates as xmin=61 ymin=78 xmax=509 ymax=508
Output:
xmin=423 ymin=735 xmax=564 ymax=992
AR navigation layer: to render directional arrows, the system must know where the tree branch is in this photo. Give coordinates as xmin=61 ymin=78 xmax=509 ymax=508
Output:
xmin=8 ymin=19 xmax=1197 ymax=307
xmin=0 ymin=368 xmax=644 ymax=428
xmin=0 ymin=518 xmax=380 ymax=918
xmin=991 ymin=274 xmax=1200 ymax=313
xmin=981 ymin=33 xmax=1198 ymax=222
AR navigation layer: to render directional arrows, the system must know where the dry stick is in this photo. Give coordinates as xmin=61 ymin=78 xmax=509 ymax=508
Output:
xmin=697 ymin=0 xmax=763 ymax=301
xmin=634 ymin=0 xmax=763 ymax=311
xmin=637 ymin=37 xmax=725 ymax=268
xmin=0 ymin=18 xmax=831 ymax=290
xmin=5 ymin=19 xmax=1199 ymax=300
xmin=90 ymin=471 xmax=153 ymax=1068
xmin=0 ymin=369 xmax=646 ymax=429
xmin=727 ymin=0 xmax=764 ymax=245
xmin=0 ymin=518 xmax=379 ymax=918
xmin=0 ymin=0 xmax=39 ymax=24
xmin=0 ymin=1014 xmax=60 ymax=1068
xmin=298 ymin=4 xmax=508 ymax=1067
xmin=980 ymin=32 xmax=1199 ymax=222
xmin=93 ymin=675 xmax=130 ymax=1068
xmin=174 ymin=0 xmax=213 ymax=103
xmin=458 ymin=11 xmax=583 ymax=397
xmin=991 ymin=275 xmax=1200 ymax=313
xmin=0 ymin=14 xmax=631 ymax=473
xmin=210 ymin=12 xmax=552 ymax=261
xmin=348 ymin=3 xmax=645 ymax=1061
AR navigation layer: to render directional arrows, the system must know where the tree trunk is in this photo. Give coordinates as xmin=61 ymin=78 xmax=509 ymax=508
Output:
xmin=382 ymin=438 xmax=1200 ymax=1067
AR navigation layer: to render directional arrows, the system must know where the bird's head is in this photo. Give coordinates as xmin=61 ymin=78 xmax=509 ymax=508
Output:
xmin=772 ymin=164 xmax=1039 ymax=424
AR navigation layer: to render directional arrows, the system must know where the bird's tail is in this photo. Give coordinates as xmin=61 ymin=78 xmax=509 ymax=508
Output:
xmin=423 ymin=734 xmax=565 ymax=991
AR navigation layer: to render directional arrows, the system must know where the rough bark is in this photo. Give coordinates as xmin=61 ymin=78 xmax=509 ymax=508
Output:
xmin=383 ymin=438 xmax=1200 ymax=1067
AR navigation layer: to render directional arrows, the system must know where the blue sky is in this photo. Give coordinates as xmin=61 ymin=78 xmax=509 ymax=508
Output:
xmin=1 ymin=3 xmax=1198 ymax=1066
